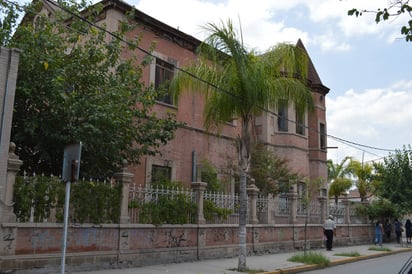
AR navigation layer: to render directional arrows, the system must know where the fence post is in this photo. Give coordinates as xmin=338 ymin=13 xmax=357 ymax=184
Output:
xmin=318 ymin=188 xmax=328 ymax=224
xmin=342 ymin=193 xmax=351 ymax=224
xmin=287 ymin=186 xmax=298 ymax=224
xmin=247 ymin=183 xmax=259 ymax=224
xmin=114 ymin=160 xmax=134 ymax=224
xmin=1 ymin=142 xmax=23 ymax=223
xmin=192 ymin=181 xmax=207 ymax=224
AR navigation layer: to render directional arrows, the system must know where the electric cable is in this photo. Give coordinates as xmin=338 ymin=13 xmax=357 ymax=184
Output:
xmin=5 ymin=0 xmax=404 ymax=158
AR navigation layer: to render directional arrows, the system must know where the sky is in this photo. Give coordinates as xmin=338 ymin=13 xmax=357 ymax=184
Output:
xmin=128 ymin=0 xmax=411 ymax=165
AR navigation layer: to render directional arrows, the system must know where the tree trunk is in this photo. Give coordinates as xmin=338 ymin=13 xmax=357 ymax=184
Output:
xmin=238 ymin=169 xmax=247 ymax=270
xmin=237 ymin=119 xmax=250 ymax=271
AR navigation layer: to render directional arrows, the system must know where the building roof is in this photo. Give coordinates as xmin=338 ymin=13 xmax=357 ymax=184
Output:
xmin=296 ymin=39 xmax=330 ymax=95
xmin=100 ymin=0 xmax=201 ymax=52
xmin=37 ymin=0 xmax=330 ymax=95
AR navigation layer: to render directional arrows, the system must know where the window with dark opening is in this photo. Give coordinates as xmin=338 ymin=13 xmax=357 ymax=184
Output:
xmin=296 ymin=111 xmax=305 ymax=135
xmin=151 ymin=165 xmax=171 ymax=184
xmin=277 ymin=102 xmax=288 ymax=132
xmin=320 ymin=123 xmax=326 ymax=149
xmin=155 ymin=58 xmax=174 ymax=105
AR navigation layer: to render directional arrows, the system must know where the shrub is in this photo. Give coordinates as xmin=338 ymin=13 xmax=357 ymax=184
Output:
xmin=13 ymin=175 xmax=121 ymax=224
xmin=288 ymin=252 xmax=330 ymax=267
xmin=13 ymin=175 xmax=62 ymax=222
xmin=130 ymin=181 xmax=197 ymax=225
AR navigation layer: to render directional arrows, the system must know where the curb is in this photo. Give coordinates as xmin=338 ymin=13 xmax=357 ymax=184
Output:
xmin=261 ymin=247 xmax=412 ymax=274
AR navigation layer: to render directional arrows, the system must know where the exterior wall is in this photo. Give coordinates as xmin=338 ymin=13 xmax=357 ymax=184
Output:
xmin=0 ymin=223 xmax=374 ymax=272
xmin=95 ymin=0 xmax=328 ymax=190
xmin=100 ymin=7 xmax=240 ymax=187
xmin=308 ymin=88 xmax=328 ymax=187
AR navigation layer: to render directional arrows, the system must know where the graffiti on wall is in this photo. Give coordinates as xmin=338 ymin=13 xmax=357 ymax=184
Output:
xmin=3 ymin=232 xmax=15 ymax=252
xmin=165 ymin=230 xmax=186 ymax=248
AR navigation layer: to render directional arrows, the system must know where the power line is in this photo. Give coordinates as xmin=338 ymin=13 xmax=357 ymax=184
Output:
xmin=10 ymin=0 xmax=402 ymax=157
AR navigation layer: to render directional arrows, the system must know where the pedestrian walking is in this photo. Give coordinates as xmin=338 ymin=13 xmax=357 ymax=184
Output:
xmin=394 ymin=219 xmax=403 ymax=244
xmin=323 ymin=215 xmax=336 ymax=251
xmin=384 ymin=219 xmax=392 ymax=242
xmin=375 ymin=220 xmax=384 ymax=247
xmin=405 ymin=219 xmax=412 ymax=244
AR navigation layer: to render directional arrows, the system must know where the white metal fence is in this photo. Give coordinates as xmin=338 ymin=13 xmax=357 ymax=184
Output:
xmin=128 ymin=184 xmax=334 ymax=225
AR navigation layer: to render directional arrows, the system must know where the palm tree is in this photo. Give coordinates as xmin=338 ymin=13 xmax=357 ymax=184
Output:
xmin=347 ymin=159 xmax=374 ymax=202
xmin=327 ymin=157 xmax=354 ymax=204
xmin=170 ymin=19 xmax=313 ymax=270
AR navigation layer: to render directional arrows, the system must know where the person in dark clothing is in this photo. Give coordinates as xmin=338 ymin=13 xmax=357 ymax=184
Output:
xmin=405 ymin=219 xmax=412 ymax=244
xmin=384 ymin=219 xmax=392 ymax=242
xmin=394 ymin=219 xmax=403 ymax=244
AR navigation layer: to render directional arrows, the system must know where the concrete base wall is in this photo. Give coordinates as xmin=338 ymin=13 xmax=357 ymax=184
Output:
xmin=0 ymin=223 xmax=374 ymax=273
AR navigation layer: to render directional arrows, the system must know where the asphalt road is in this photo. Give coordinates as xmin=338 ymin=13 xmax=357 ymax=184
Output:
xmin=301 ymin=251 xmax=412 ymax=274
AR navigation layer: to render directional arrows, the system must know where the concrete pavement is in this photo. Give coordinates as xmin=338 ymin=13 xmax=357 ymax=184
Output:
xmin=65 ymin=242 xmax=412 ymax=274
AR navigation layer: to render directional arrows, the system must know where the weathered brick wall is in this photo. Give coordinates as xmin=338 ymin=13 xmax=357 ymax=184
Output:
xmin=0 ymin=223 xmax=374 ymax=272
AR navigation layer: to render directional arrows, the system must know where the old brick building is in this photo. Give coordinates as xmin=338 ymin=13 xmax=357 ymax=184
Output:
xmin=40 ymin=0 xmax=329 ymax=191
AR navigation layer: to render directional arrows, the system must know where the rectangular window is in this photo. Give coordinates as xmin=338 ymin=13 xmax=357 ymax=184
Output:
xmin=151 ymin=165 xmax=171 ymax=184
xmin=155 ymin=58 xmax=175 ymax=105
xmin=320 ymin=123 xmax=326 ymax=149
xmin=297 ymin=182 xmax=306 ymax=197
xmin=277 ymin=102 xmax=288 ymax=132
xmin=296 ymin=111 xmax=305 ymax=135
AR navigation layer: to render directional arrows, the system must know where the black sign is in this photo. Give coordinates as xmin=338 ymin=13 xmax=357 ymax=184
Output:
xmin=62 ymin=143 xmax=82 ymax=183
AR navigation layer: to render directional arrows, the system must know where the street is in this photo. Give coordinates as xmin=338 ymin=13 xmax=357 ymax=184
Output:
xmin=302 ymin=251 xmax=412 ymax=274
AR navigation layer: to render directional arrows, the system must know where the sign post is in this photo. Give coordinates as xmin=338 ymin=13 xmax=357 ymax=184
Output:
xmin=60 ymin=143 xmax=82 ymax=274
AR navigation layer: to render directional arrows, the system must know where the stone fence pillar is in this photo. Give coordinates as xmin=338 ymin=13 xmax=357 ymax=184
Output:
xmin=342 ymin=193 xmax=351 ymax=224
xmin=0 ymin=142 xmax=22 ymax=256
xmin=287 ymin=187 xmax=298 ymax=224
xmin=247 ymin=183 xmax=259 ymax=224
xmin=114 ymin=160 xmax=134 ymax=224
xmin=192 ymin=181 xmax=207 ymax=224
xmin=0 ymin=142 xmax=23 ymax=223
xmin=318 ymin=188 xmax=328 ymax=223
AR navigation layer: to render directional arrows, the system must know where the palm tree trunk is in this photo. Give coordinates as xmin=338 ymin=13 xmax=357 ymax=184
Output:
xmin=238 ymin=169 xmax=247 ymax=270
xmin=238 ymin=120 xmax=250 ymax=271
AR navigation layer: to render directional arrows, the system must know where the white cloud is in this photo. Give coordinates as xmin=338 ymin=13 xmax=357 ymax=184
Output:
xmin=133 ymin=0 xmax=408 ymax=54
xmin=326 ymin=82 xmax=412 ymax=163
xmin=311 ymin=33 xmax=352 ymax=52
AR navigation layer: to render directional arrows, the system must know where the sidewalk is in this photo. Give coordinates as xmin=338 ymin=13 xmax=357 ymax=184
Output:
xmin=69 ymin=242 xmax=412 ymax=274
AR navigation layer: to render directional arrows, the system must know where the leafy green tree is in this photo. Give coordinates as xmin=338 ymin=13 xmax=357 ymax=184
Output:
xmin=250 ymin=143 xmax=298 ymax=195
xmin=200 ymin=159 xmax=223 ymax=192
xmin=373 ymin=145 xmax=412 ymax=215
xmin=0 ymin=0 xmax=22 ymax=46
xmin=170 ymin=19 xmax=313 ymax=270
xmin=327 ymin=157 xmax=353 ymax=203
xmin=6 ymin=0 xmax=181 ymax=178
xmin=348 ymin=1 xmax=412 ymax=42
xmin=355 ymin=198 xmax=401 ymax=222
